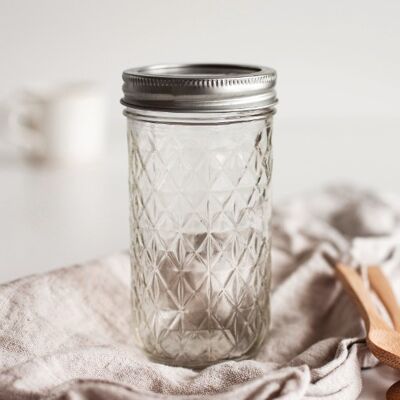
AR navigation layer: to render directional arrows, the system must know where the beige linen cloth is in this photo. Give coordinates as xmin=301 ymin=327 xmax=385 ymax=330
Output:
xmin=2 ymin=186 xmax=400 ymax=400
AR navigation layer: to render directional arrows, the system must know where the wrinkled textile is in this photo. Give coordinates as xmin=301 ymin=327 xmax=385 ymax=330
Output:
xmin=2 ymin=186 xmax=400 ymax=400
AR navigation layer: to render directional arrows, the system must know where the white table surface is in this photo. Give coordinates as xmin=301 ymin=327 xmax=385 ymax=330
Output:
xmin=1 ymin=117 xmax=400 ymax=398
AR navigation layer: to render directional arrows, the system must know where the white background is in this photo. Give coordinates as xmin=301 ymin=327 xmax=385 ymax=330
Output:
xmin=1 ymin=0 xmax=400 ymax=279
xmin=1 ymin=2 xmax=400 ymax=397
xmin=1 ymin=0 xmax=400 ymax=120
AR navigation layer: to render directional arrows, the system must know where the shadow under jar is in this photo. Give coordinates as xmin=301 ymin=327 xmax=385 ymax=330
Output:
xmin=121 ymin=64 xmax=278 ymax=368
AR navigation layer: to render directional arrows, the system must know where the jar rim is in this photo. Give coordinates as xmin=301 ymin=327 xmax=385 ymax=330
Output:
xmin=123 ymin=106 xmax=276 ymax=125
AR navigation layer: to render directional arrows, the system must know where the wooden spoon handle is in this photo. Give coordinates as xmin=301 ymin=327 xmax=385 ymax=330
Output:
xmin=335 ymin=262 xmax=390 ymax=331
xmin=368 ymin=266 xmax=400 ymax=332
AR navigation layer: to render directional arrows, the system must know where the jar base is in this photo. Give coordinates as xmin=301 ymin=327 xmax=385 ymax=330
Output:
xmin=137 ymin=335 xmax=268 ymax=369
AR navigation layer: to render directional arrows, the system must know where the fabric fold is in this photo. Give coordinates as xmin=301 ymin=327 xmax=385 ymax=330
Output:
xmin=1 ymin=186 xmax=399 ymax=399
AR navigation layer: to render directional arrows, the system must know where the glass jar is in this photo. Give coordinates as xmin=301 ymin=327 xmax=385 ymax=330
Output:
xmin=121 ymin=64 xmax=277 ymax=367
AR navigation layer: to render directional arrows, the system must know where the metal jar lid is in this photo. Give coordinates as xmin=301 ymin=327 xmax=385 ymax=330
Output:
xmin=121 ymin=64 xmax=277 ymax=112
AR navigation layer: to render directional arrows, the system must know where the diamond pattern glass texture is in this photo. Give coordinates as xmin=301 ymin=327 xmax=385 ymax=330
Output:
xmin=128 ymin=117 xmax=273 ymax=367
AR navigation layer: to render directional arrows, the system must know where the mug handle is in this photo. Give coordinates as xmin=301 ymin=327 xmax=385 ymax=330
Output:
xmin=0 ymin=92 xmax=44 ymax=158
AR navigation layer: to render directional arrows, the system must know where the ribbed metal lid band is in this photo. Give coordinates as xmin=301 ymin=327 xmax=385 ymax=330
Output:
xmin=121 ymin=64 xmax=277 ymax=112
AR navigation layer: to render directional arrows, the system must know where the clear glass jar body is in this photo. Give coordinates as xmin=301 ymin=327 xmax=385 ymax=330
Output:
xmin=126 ymin=108 xmax=274 ymax=367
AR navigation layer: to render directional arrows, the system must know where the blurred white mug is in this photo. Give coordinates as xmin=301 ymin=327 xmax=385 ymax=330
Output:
xmin=0 ymin=82 xmax=107 ymax=164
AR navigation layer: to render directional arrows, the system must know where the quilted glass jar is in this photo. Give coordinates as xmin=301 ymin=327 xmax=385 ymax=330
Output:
xmin=121 ymin=64 xmax=277 ymax=367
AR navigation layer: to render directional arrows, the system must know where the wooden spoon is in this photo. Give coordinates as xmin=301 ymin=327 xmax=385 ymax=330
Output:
xmin=368 ymin=267 xmax=400 ymax=400
xmin=387 ymin=381 xmax=400 ymax=400
xmin=368 ymin=266 xmax=400 ymax=332
xmin=326 ymin=256 xmax=400 ymax=399
xmin=332 ymin=261 xmax=400 ymax=369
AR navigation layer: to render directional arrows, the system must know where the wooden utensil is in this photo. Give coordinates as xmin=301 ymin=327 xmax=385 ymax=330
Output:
xmin=387 ymin=381 xmax=400 ymax=400
xmin=368 ymin=267 xmax=400 ymax=332
xmin=334 ymin=261 xmax=400 ymax=369
xmin=368 ymin=267 xmax=400 ymax=400
xmin=324 ymin=253 xmax=400 ymax=399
